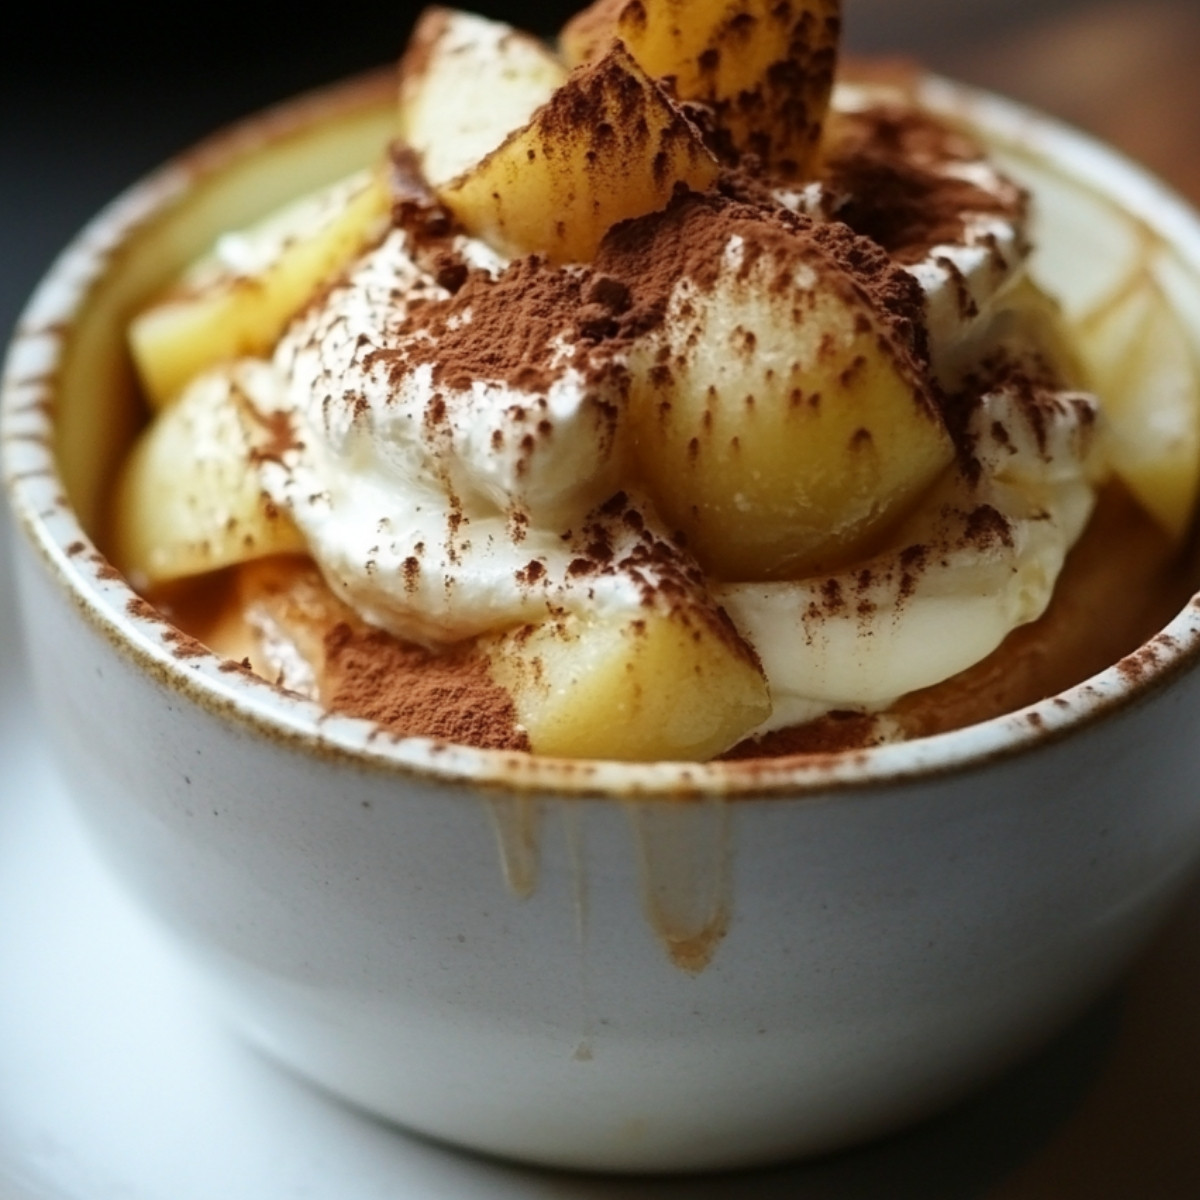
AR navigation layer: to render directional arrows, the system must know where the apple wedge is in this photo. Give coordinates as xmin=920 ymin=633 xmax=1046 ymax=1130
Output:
xmin=561 ymin=0 xmax=841 ymax=178
xmin=438 ymin=42 xmax=719 ymax=264
xmin=483 ymin=604 xmax=769 ymax=761
xmin=1076 ymin=274 xmax=1200 ymax=543
xmin=129 ymin=167 xmax=390 ymax=409
xmin=623 ymin=204 xmax=954 ymax=580
xmin=397 ymin=7 xmax=568 ymax=189
xmin=110 ymin=363 xmax=305 ymax=588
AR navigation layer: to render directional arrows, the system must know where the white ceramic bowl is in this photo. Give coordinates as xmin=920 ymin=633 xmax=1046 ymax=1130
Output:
xmin=5 ymin=69 xmax=1200 ymax=1175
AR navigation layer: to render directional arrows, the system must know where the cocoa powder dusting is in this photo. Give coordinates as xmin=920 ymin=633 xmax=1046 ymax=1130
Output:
xmin=394 ymin=256 xmax=593 ymax=395
xmin=323 ymin=622 xmax=530 ymax=751
xmin=722 ymin=711 xmax=886 ymax=758
xmin=595 ymin=188 xmax=932 ymax=378
xmin=375 ymin=160 xmax=941 ymax=421
xmin=820 ymin=106 xmax=1026 ymax=266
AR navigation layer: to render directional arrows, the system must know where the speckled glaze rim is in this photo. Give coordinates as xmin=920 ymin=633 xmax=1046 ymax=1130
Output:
xmin=4 ymin=68 xmax=1200 ymax=801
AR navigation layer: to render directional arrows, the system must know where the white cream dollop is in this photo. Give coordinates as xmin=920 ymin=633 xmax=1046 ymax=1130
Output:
xmin=249 ymin=226 xmax=683 ymax=646
xmin=717 ymin=387 xmax=1100 ymax=732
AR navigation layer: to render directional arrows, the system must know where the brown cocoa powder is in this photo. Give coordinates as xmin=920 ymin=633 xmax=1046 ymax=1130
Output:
xmin=323 ymin=622 xmax=530 ymax=750
xmin=722 ymin=710 xmax=886 ymax=758
xmin=820 ymin=105 xmax=1027 ymax=266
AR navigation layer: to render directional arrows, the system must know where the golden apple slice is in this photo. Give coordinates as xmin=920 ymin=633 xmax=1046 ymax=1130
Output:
xmin=438 ymin=42 xmax=719 ymax=264
xmin=1077 ymin=275 xmax=1200 ymax=543
xmin=110 ymin=364 xmax=305 ymax=587
xmin=129 ymin=167 xmax=390 ymax=409
xmin=623 ymin=206 xmax=954 ymax=580
xmin=561 ymin=0 xmax=840 ymax=178
xmin=483 ymin=605 xmax=769 ymax=761
xmin=398 ymin=7 xmax=569 ymax=189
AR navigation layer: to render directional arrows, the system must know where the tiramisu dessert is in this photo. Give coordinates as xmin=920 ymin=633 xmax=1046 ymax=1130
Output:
xmin=107 ymin=0 xmax=1200 ymax=761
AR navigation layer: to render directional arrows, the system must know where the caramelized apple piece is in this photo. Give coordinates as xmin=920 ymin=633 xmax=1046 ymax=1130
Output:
xmin=129 ymin=169 xmax=389 ymax=408
xmin=397 ymin=8 xmax=568 ymax=189
xmin=623 ymin=206 xmax=954 ymax=580
xmin=111 ymin=364 xmax=305 ymax=587
xmin=561 ymin=0 xmax=840 ymax=177
xmin=179 ymin=554 xmax=768 ymax=761
xmin=438 ymin=42 xmax=719 ymax=263
xmin=483 ymin=605 xmax=769 ymax=761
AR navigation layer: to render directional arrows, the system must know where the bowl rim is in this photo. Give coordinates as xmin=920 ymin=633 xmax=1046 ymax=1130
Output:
xmin=4 ymin=66 xmax=1200 ymax=801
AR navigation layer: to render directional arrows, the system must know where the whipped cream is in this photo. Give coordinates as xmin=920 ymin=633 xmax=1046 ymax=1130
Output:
xmin=248 ymin=226 xmax=682 ymax=646
xmin=718 ymin=387 xmax=1099 ymax=732
xmin=244 ymin=87 xmax=1103 ymax=740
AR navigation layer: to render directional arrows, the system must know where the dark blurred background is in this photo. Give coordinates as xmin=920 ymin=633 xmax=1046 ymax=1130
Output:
xmin=2 ymin=0 xmax=1199 ymax=347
